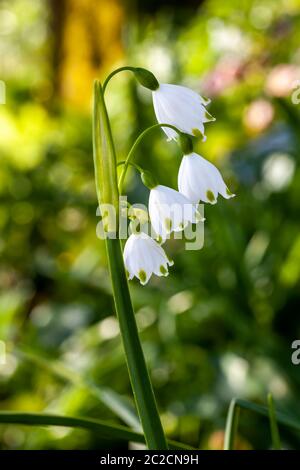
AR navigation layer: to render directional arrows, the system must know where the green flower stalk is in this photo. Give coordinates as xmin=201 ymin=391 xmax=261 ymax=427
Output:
xmin=92 ymin=65 xmax=234 ymax=449
xmin=92 ymin=80 xmax=168 ymax=450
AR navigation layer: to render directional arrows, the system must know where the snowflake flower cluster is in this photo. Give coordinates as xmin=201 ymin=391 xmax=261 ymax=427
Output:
xmin=123 ymin=71 xmax=235 ymax=285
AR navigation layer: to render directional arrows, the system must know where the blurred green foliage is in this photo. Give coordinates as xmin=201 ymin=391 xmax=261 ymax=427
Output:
xmin=1 ymin=0 xmax=300 ymax=450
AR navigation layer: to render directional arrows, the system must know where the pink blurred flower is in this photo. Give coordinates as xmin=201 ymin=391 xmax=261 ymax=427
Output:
xmin=265 ymin=64 xmax=300 ymax=97
xmin=202 ymin=57 xmax=244 ymax=97
xmin=243 ymin=99 xmax=274 ymax=133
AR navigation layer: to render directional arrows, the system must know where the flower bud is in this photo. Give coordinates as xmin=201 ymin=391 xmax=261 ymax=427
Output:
xmin=134 ymin=68 xmax=159 ymax=91
xmin=141 ymin=170 xmax=158 ymax=189
xmin=93 ymin=81 xmax=119 ymax=232
xmin=178 ymin=133 xmax=193 ymax=154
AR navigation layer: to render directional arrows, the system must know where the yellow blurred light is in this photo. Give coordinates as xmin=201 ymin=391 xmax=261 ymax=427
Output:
xmin=250 ymin=5 xmax=273 ymax=30
xmin=0 ymin=105 xmax=54 ymax=170
xmin=98 ymin=315 xmax=119 ymax=340
xmin=60 ymin=0 xmax=124 ymax=108
xmin=167 ymin=290 xmax=194 ymax=315
xmin=280 ymin=235 xmax=300 ymax=287
xmin=136 ymin=306 xmax=157 ymax=329
xmin=0 ymin=8 xmax=17 ymax=35
xmin=57 ymin=207 xmax=86 ymax=232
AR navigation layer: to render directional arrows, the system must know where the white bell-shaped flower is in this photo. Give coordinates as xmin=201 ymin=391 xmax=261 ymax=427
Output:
xmin=123 ymin=232 xmax=173 ymax=285
xmin=178 ymin=152 xmax=235 ymax=205
xmin=152 ymin=83 xmax=214 ymax=142
xmin=149 ymin=184 xmax=203 ymax=240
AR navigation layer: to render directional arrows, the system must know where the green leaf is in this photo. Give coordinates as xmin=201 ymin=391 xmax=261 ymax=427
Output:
xmin=0 ymin=411 xmax=195 ymax=450
xmin=0 ymin=411 xmax=143 ymax=443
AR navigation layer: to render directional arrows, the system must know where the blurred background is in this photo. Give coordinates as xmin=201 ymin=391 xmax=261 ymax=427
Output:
xmin=0 ymin=0 xmax=300 ymax=450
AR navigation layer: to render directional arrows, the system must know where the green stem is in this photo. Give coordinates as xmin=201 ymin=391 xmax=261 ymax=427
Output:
xmin=224 ymin=399 xmax=240 ymax=450
xmin=105 ymin=238 xmax=167 ymax=449
xmin=267 ymin=393 xmax=281 ymax=450
xmin=118 ymin=123 xmax=181 ymax=194
xmin=117 ymin=160 xmax=144 ymax=174
xmin=93 ymin=80 xmax=167 ymax=449
xmin=103 ymin=66 xmax=136 ymax=94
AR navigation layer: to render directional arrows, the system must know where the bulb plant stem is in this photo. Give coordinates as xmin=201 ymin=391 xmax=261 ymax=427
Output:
xmin=92 ymin=80 xmax=168 ymax=450
xmin=117 ymin=160 xmax=144 ymax=174
xmin=102 ymin=65 xmax=159 ymax=94
xmin=118 ymin=123 xmax=181 ymax=194
xmin=102 ymin=66 xmax=136 ymax=94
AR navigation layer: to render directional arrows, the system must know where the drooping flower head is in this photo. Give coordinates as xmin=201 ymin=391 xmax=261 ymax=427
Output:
xmin=118 ymin=68 xmax=236 ymax=287
xmin=178 ymin=152 xmax=235 ymax=205
xmin=123 ymin=232 xmax=173 ymax=285
xmin=148 ymin=184 xmax=203 ymax=240
xmin=152 ymin=84 xmax=215 ymax=142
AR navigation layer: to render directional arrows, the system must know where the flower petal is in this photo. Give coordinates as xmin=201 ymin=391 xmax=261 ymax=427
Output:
xmin=123 ymin=232 xmax=173 ymax=285
xmin=152 ymin=84 xmax=214 ymax=141
xmin=178 ymin=153 xmax=235 ymax=204
xmin=149 ymin=185 xmax=201 ymax=238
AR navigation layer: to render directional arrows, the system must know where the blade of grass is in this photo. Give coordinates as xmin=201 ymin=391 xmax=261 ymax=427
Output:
xmin=236 ymin=398 xmax=300 ymax=431
xmin=267 ymin=393 xmax=281 ymax=450
xmin=15 ymin=347 xmax=141 ymax=431
xmin=224 ymin=399 xmax=240 ymax=450
xmin=224 ymin=397 xmax=300 ymax=450
xmin=0 ymin=411 xmax=141 ymax=443
xmin=0 ymin=411 xmax=194 ymax=450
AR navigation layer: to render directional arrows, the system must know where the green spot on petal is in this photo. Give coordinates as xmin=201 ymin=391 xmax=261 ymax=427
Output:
xmin=226 ymin=187 xmax=234 ymax=196
xmin=192 ymin=128 xmax=204 ymax=138
xmin=138 ymin=269 xmax=147 ymax=284
xmin=167 ymin=257 xmax=174 ymax=266
xmin=202 ymin=95 xmax=211 ymax=105
xmin=206 ymin=190 xmax=216 ymax=203
xmin=164 ymin=218 xmax=172 ymax=231
xmin=160 ymin=265 xmax=168 ymax=275
xmin=204 ymin=110 xmax=216 ymax=122
xmin=125 ymin=270 xmax=130 ymax=280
